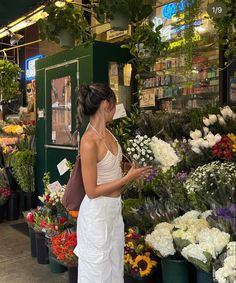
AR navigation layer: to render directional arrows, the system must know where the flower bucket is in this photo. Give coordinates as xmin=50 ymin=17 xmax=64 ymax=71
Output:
xmin=196 ymin=268 xmax=213 ymax=283
xmin=0 ymin=205 xmax=4 ymax=222
xmin=28 ymin=226 xmax=36 ymax=258
xmin=161 ymin=257 xmax=192 ymax=283
xmin=6 ymin=191 xmax=19 ymax=221
xmin=110 ymin=12 xmax=129 ymax=31
xmin=49 ymin=252 xmax=67 ymax=273
xmin=68 ymin=266 xmax=78 ymax=283
xmin=35 ymin=231 xmax=49 ymax=264
xmin=58 ymin=29 xmax=75 ymax=48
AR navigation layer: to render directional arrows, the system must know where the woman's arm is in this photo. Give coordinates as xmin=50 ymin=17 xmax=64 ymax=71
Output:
xmin=80 ymin=139 xmax=151 ymax=199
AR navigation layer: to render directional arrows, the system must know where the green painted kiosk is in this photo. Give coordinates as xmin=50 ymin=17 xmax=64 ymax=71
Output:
xmin=35 ymin=41 xmax=131 ymax=196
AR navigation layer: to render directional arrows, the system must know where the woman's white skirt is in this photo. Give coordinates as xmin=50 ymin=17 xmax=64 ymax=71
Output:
xmin=74 ymin=195 xmax=124 ymax=283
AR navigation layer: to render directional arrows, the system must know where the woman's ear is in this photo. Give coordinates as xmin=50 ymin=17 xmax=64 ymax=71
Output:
xmin=102 ymin=100 xmax=110 ymax=112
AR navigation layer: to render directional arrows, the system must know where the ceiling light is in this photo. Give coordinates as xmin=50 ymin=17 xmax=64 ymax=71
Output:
xmin=9 ymin=33 xmax=24 ymax=46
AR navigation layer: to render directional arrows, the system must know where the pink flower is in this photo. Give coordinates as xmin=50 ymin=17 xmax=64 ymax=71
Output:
xmin=26 ymin=212 xmax=34 ymax=224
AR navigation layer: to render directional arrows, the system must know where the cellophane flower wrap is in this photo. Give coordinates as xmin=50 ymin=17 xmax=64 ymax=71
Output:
xmin=51 ymin=230 xmax=77 ymax=267
xmin=124 ymin=228 xmax=158 ymax=279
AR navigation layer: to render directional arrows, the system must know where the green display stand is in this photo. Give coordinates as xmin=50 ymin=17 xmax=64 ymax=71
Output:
xmin=161 ymin=257 xmax=192 ymax=283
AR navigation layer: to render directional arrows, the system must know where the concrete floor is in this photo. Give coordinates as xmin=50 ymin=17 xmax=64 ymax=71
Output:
xmin=0 ymin=218 xmax=69 ymax=283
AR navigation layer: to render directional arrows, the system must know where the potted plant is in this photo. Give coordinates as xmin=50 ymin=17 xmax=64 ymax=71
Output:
xmin=93 ymin=0 xmax=153 ymax=30
xmin=0 ymin=59 xmax=21 ymax=103
xmin=7 ymin=149 xmax=36 ymax=211
xmin=38 ymin=2 xmax=93 ymax=48
xmin=0 ymin=187 xmax=11 ymax=221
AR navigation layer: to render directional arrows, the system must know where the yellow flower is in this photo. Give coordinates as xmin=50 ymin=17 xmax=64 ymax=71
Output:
xmin=227 ymin=133 xmax=236 ymax=152
xmin=127 ymin=241 xmax=134 ymax=249
xmin=124 ymin=254 xmax=130 ymax=264
xmin=132 ymin=255 xmax=154 ymax=277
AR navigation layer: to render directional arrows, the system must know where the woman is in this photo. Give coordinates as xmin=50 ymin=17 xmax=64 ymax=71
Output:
xmin=74 ymin=83 xmax=152 ymax=283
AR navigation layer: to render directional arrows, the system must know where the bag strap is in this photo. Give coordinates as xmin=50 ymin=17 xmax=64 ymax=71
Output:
xmin=77 ymin=131 xmax=80 ymax=156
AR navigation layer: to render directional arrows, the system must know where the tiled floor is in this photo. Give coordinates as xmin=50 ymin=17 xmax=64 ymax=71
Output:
xmin=0 ymin=218 xmax=69 ymax=283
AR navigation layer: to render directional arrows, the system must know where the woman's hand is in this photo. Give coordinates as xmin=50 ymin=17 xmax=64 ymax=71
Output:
xmin=125 ymin=164 xmax=153 ymax=182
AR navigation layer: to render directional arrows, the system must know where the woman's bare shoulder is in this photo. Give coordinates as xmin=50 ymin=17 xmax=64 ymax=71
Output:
xmin=80 ymin=131 xmax=97 ymax=151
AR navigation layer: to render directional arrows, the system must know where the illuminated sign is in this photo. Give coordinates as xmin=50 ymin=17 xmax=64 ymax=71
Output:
xmin=162 ymin=0 xmax=193 ymax=19
xmin=168 ymin=34 xmax=201 ymax=50
xmin=25 ymin=55 xmax=43 ymax=81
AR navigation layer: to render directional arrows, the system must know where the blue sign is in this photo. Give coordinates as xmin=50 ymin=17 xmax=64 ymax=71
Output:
xmin=162 ymin=0 xmax=193 ymax=19
xmin=25 ymin=55 xmax=44 ymax=81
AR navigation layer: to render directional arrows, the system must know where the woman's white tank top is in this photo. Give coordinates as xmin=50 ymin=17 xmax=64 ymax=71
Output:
xmin=88 ymin=124 xmax=123 ymax=185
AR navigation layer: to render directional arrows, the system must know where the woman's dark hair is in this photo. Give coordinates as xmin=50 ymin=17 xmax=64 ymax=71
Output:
xmin=77 ymin=83 xmax=116 ymax=128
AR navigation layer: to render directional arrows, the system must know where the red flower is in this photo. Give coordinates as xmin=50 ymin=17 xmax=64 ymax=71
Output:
xmin=51 ymin=231 xmax=77 ymax=267
xmin=212 ymin=136 xmax=234 ymax=160
xmin=26 ymin=212 xmax=34 ymax=224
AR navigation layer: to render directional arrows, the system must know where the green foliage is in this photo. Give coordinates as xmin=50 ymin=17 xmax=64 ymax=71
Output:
xmin=93 ymin=0 xmax=153 ymax=24
xmin=122 ymin=22 xmax=166 ymax=85
xmin=0 ymin=60 xmax=21 ymax=102
xmin=7 ymin=150 xmax=36 ymax=192
xmin=110 ymin=105 xmax=141 ymax=149
xmin=135 ymin=105 xmax=221 ymax=140
xmin=171 ymin=0 xmax=202 ymax=71
xmin=38 ymin=2 xmax=93 ymax=45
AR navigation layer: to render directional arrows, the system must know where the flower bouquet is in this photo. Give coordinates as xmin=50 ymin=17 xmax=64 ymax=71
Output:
xmin=51 ymin=230 xmax=77 ymax=267
xmin=145 ymin=210 xmax=210 ymax=259
xmin=124 ymin=228 xmax=158 ymax=280
xmin=184 ymin=161 xmax=236 ymax=211
xmin=181 ymin=227 xmax=230 ymax=273
xmin=214 ymin=241 xmax=236 ymax=283
xmin=38 ymin=173 xmax=66 ymax=215
xmin=0 ymin=187 xmax=11 ymax=205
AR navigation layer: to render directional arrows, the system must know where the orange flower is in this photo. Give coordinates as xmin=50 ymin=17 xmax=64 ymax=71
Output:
xmin=69 ymin=210 xmax=79 ymax=218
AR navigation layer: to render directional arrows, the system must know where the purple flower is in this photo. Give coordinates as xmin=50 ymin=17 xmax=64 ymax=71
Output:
xmin=145 ymin=169 xmax=157 ymax=182
xmin=175 ymin=171 xmax=188 ymax=182
xmin=215 ymin=207 xmax=232 ymax=218
xmin=228 ymin=204 xmax=236 ymax=216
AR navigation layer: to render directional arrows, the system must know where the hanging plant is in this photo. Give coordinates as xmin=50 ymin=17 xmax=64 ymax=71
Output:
xmin=122 ymin=22 xmax=167 ymax=86
xmin=0 ymin=60 xmax=21 ymax=102
xmin=92 ymin=0 xmax=153 ymax=27
xmin=169 ymin=0 xmax=203 ymax=71
xmin=38 ymin=2 xmax=94 ymax=48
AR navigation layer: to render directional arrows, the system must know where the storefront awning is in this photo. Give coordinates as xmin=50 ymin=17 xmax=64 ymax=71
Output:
xmin=0 ymin=0 xmax=47 ymax=28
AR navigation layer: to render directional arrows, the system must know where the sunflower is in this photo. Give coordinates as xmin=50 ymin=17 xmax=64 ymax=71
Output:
xmin=132 ymin=255 xmax=155 ymax=277
xmin=124 ymin=254 xmax=130 ymax=264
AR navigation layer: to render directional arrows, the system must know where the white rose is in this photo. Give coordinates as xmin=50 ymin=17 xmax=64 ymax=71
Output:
xmin=217 ymin=114 xmax=226 ymax=125
xmin=203 ymin=117 xmax=210 ymax=126
xmin=215 ymin=134 xmax=222 ymax=143
xmin=220 ymin=106 xmax=234 ymax=119
xmin=203 ymin=127 xmax=209 ymax=135
xmin=192 ymin=147 xmax=202 ymax=154
xmin=208 ymin=114 xmax=217 ymax=124
xmin=190 ymin=129 xmax=202 ymax=140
